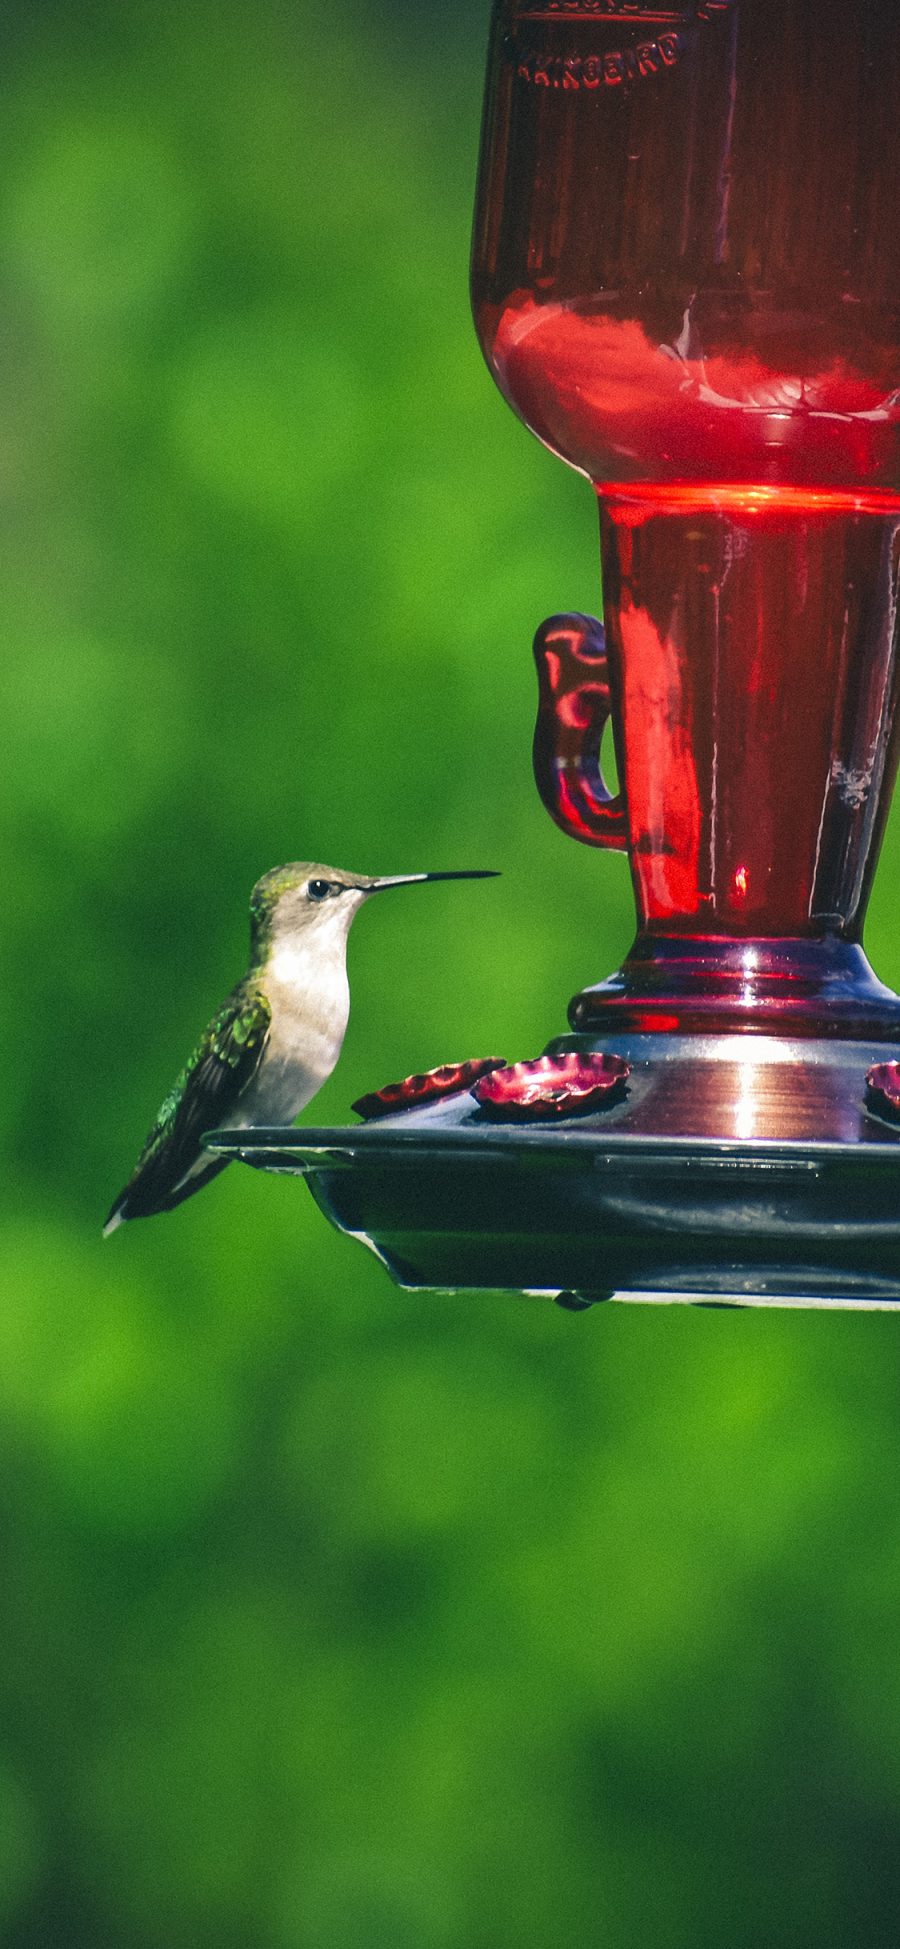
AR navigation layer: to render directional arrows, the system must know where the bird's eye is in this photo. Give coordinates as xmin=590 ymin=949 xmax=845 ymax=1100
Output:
xmin=307 ymin=879 xmax=333 ymax=901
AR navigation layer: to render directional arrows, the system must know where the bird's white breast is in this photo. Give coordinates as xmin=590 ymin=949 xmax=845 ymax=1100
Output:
xmin=226 ymin=933 xmax=351 ymax=1130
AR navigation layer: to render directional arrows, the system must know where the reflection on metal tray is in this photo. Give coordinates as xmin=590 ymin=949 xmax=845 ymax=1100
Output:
xmin=207 ymin=1032 xmax=900 ymax=1310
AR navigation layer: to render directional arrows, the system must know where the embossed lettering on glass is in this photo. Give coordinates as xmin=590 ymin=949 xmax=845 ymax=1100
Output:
xmin=472 ymin=0 xmax=900 ymax=1035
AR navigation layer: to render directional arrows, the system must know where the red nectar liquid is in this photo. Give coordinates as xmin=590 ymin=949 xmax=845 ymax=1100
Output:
xmin=473 ymin=0 xmax=900 ymax=985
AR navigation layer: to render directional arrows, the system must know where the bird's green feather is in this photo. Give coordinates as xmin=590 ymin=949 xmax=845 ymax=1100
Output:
xmin=248 ymin=868 xmax=303 ymax=959
xmin=146 ymin=981 xmax=270 ymax=1149
xmin=109 ymin=982 xmax=271 ymax=1221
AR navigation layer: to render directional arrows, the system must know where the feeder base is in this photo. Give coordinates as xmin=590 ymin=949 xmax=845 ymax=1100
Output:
xmin=207 ymin=1031 xmax=900 ymax=1310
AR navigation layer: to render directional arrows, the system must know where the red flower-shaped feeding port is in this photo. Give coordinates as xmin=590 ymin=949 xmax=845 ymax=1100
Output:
xmin=865 ymin=1061 xmax=900 ymax=1123
xmin=472 ymin=1053 xmax=630 ymax=1120
xmin=352 ymin=1058 xmax=507 ymax=1122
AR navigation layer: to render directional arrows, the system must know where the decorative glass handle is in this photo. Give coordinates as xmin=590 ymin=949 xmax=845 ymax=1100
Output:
xmin=532 ymin=613 xmax=627 ymax=850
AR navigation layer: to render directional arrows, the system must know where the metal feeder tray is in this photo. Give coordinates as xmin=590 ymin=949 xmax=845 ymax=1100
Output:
xmin=207 ymin=1030 xmax=900 ymax=1310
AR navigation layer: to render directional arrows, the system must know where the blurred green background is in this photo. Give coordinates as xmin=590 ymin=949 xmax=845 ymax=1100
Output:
xmin=3 ymin=0 xmax=900 ymax=1942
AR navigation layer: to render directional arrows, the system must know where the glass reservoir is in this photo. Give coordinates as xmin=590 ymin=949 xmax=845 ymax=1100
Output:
xmin=207 ymin=0 xmax=900 ymax=1306
xmin=472 ymin=0 xmax=900 ymax=1033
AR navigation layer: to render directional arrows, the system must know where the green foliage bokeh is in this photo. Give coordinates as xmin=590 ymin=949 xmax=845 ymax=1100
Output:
xmin=3 ymin=1 xmax=900 ymax=1942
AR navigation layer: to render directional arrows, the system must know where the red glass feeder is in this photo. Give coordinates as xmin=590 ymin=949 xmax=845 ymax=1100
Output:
xmin=210 ymin=0 xmax=900 ymax=1307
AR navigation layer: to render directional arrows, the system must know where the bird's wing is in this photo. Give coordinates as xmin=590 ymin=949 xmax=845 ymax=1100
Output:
xmin=105 ymin=982 xmax=271 ymax=1228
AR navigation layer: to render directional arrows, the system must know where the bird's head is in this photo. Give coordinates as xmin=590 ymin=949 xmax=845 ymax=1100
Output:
xmin=249 ymin=862 xmax=498 ymax=961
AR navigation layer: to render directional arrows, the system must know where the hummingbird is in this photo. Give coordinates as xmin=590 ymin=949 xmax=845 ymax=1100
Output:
xmin=103 ymin=861 xmax=497 ymax=1234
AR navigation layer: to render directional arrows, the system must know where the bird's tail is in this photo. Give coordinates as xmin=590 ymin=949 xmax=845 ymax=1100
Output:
xmin=102 ymin=1156 xmax=230 ymax=1235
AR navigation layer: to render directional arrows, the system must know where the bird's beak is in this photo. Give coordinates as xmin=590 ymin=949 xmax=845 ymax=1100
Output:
xmin=365 ymin=870 xmax=499 ymax=894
